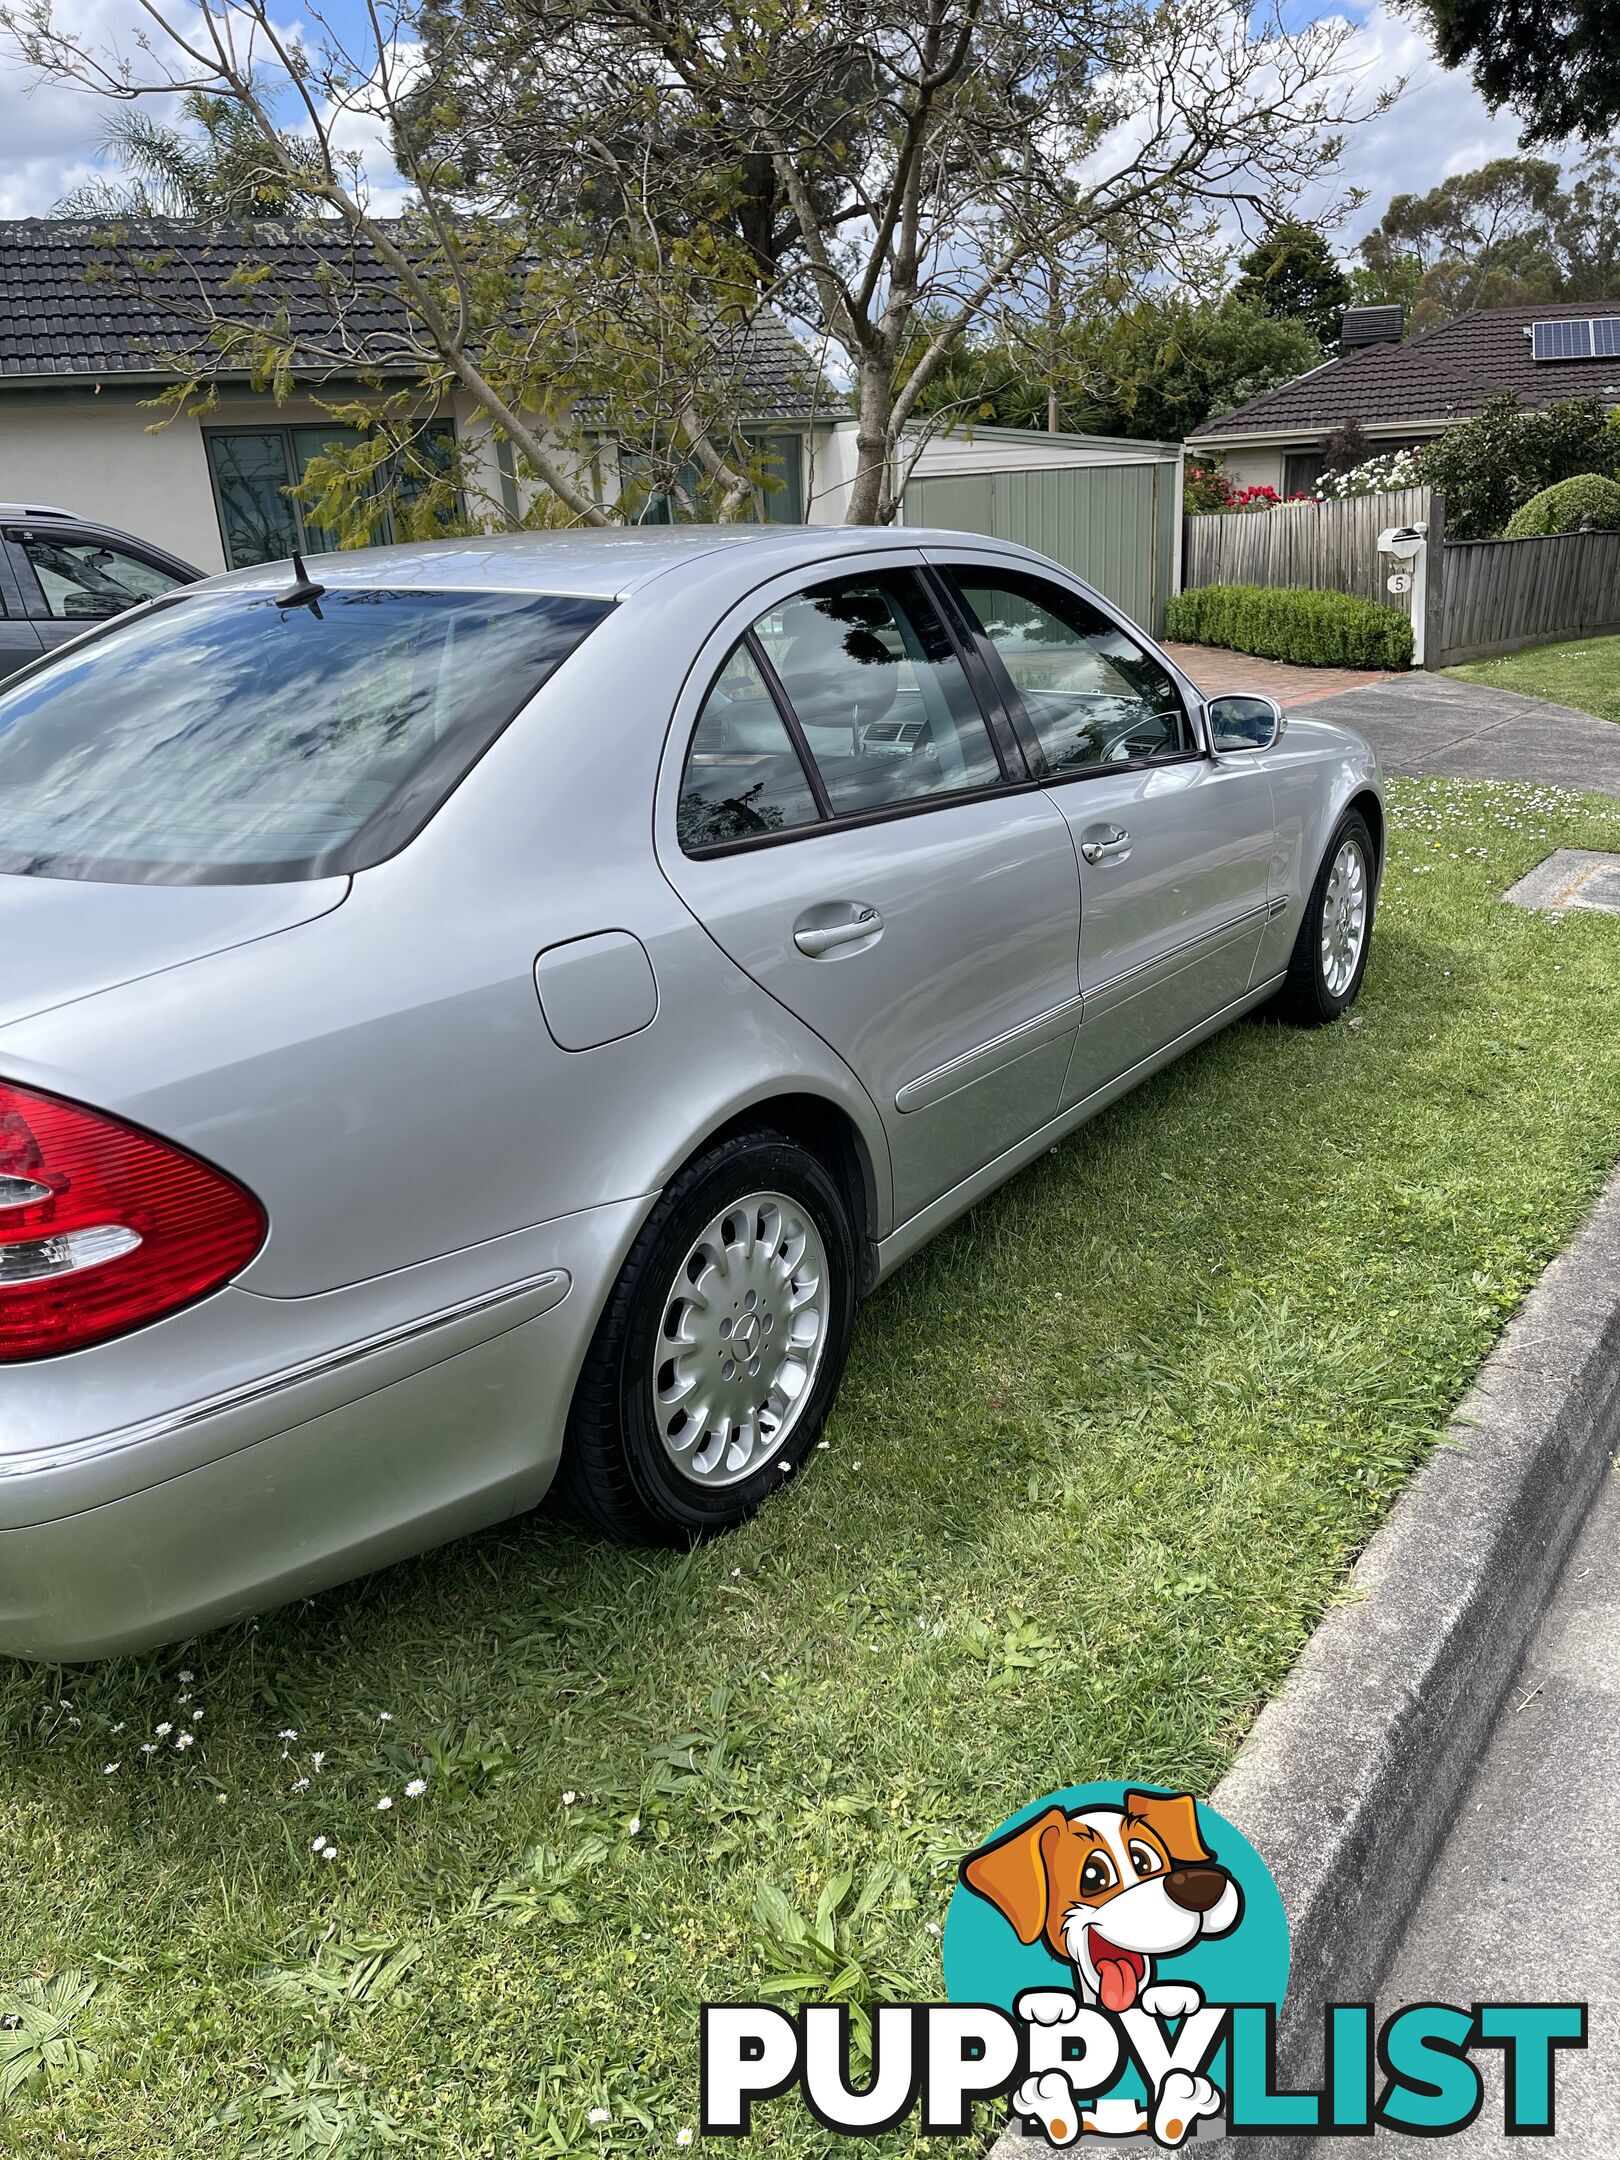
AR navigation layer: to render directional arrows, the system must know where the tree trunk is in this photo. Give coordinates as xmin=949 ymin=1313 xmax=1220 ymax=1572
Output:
xmin=846 ymin=358 xmax=895 ymax=524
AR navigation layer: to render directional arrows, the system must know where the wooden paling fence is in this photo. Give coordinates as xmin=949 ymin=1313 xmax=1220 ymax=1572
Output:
xmin=1183 ymin=487 xmax=1435 ymax=617
xmin=1434 ymin=529 xmax=1620 ymax=665
xmin=1184 ymin=483 xmax=1620 ymax=667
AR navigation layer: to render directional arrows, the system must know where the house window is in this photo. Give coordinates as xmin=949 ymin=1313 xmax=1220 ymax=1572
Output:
xmin=204 ymin=422 xmax=456 ymax=569
xmin=1283 ymin=450 xmax=1327 ymax=497
xmin=624 ymin=431 xmax=805 ymax=525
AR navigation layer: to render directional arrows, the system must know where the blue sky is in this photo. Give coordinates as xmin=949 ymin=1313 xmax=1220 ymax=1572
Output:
xmin=0 ymin=0 xmax=1563 ymax=250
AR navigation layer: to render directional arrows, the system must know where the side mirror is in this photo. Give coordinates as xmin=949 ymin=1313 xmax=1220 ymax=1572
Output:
xmin=1208 ymin=693 xmax=1286 ymax=753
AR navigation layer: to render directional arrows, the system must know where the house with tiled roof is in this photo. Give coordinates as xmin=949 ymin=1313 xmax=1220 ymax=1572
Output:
xmin=0 ymin=218 xmax=826 ymax=571
xmin=1188 ymin=301 xmax=1620 ymax=499
xmin=0 ymin=218 xmax=1189 ymax=606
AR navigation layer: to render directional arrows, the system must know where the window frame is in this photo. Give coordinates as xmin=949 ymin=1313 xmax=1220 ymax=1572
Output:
xmin=5 ymin=524 xmax=196 ymax=624
xmin=934 ymin=560 xmax=1207 ymax=787
xmin=674 ymin=625 xmax=831 ymax=850
xmin=202 ymin=419 xmax=459 ymax=571
xmin=675 ymin=560 xmax=1028 ymax=860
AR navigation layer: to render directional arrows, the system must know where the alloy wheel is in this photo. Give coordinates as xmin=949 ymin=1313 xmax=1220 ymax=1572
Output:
xmin=652 ymin=1190 xmax=830 ymax=1487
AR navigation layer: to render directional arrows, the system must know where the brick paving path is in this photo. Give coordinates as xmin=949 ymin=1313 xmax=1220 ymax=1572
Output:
xmin=1163 ymin=640 xmax=1397 ymax=709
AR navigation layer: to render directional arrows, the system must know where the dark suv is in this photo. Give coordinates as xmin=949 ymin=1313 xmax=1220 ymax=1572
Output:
xmin=0 ymin=506 xmax=200 ymax=683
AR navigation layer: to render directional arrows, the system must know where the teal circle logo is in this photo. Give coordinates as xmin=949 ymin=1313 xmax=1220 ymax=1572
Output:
xmin=943 ymin=1783 xmax=1288 ymax=2137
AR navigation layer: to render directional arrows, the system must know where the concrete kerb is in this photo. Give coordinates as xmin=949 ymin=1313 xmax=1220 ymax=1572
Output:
xmin=990 ymin=1167 xmax=1620 ymax=2159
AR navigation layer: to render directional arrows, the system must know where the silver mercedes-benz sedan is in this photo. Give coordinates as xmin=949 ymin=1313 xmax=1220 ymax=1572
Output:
xmin=0 ymin=525 xmax=1381 ymax=1658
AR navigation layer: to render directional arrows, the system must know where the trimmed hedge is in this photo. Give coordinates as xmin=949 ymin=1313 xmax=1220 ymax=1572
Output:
xmin=1164 ymin=583 xmax=1414 ymax=670
xmin=1502 ymin=472 xmax=1620 ymax=539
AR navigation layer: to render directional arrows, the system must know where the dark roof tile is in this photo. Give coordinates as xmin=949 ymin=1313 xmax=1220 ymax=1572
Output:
xmin=1193 ymin=300 xmax=1620 ymax=442
xmin=0 ymin=217 xmax=817 ymax=417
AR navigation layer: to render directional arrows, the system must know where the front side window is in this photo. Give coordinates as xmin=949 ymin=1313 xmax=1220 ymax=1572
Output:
xmin=753 ymin=570 xmax=1001 ymax=816
xmin=0 ymin=586 xmax=611 ymax=884
xmin=19 ymin=535 xmax=186 ymax=622
xmin=679 ymin=639 xmax=822 ymax=850
xmin=948 ymin=569 xmax=1187 ymax=777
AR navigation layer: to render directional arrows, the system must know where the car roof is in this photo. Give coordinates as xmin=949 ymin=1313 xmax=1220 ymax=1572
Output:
xmin=198 ymin=523 xmax=1049 ymax=602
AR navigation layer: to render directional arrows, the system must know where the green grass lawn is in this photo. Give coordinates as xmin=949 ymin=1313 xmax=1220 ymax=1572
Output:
xmin=1448 ymin=633 xmax=1620 ymax=723
xmin=7 ymin=777 xmax=1620 ymax=2157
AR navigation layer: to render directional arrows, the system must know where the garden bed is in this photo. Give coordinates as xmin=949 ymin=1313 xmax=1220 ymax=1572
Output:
xmin=6 ymin=779 xmax=1620 ymax=2154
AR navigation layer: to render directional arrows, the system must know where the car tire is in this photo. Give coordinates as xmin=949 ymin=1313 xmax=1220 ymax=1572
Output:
xmin=555 ymin=1126 xmax=857 ymax=1543
xmin=1274 ymin=808 xmax=1376 ymax=1026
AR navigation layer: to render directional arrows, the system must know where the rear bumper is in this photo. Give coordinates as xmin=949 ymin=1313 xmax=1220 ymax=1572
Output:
xmin=0 ymin=1195 xmax=650 ymax=1661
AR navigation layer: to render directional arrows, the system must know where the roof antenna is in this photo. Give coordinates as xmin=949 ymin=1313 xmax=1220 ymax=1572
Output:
xmin=275 ymin=548 xmax=327 ymax=616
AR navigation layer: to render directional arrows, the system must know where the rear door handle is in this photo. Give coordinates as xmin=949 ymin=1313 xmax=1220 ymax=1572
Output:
xmin=1080 ymin=828 xmax=1132 ymax=865
xmin=794 ymin=905 xmax=884 ymax=956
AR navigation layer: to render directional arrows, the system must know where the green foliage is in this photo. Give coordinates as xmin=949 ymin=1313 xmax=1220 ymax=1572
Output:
xmin=1354 ymin=149 xmax=1620 ymax=332
xmin=1419 ymin=391 xmax=1620 ymax=538
xmin=1233 ymin=217 xmax=1352 ymax=347
xmin=918 ymin=297 xmax=1322 ymax=443
xmin=1406 ymin=0 xmax=1620 ymax=142
xmin=53 ymin=91 xmax=322 ymax=218
xmin=1166 ymin=584 xmax=1414 ymax=669
xmin=0 ymin=1973 xmax=98 ymax=2102
xmin=1502 ymin=472 xmax=1620 ymax=537
xmin=1183 ymin=458 xmax=1233 ymax=514
xmin=209 ymin=2044 xmax=403 ymax=2156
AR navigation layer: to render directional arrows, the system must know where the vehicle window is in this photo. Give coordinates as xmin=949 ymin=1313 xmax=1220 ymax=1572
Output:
xmin=753 ymin=569 xmax=1001 ymax=816
xmin=679 ymin=640 xmax=822 ymax=850
xmin=948 ymin=569 xmax=1187 ymax=776
xmin=19 ymin=535 xmax=186 ymax=622
xmin=0 ymin=586 xmax=611 ymax=885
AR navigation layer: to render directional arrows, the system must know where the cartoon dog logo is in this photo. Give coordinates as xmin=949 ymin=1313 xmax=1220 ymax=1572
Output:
xmin=960 ymin=1790 xmax=1244 ymax=2145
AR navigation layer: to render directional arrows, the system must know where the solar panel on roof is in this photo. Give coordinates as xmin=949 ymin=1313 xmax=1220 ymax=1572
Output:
xmin=1591 ymin=318 xmax=1620 ymax=358
xmin=1532 ymin=319 xmax=1596 ymax=360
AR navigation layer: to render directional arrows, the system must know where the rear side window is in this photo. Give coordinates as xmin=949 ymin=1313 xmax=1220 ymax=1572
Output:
xmin=0 ymin=586 xmax=612 ymax=884
xmin=754 ymin=571 xmax=1001 ymax=816
xmin=947 ymin=569 xmax=1187 ymax=776
xmin=678 ymin=639 xmax=822 ymax=849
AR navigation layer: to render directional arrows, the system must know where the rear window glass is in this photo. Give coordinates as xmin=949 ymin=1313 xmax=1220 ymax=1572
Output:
xmin=0 ymin=585 xmax=612 ymax=885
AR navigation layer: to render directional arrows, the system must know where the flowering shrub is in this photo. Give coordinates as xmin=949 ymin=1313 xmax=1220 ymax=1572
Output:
xmin=1184 ymin=462 xmax=1233 ymax=514
xmin=1315 ymin=450 xmax=1424 ymax=499
xmin=1186 ymin=469 xmax=1324 ymax=516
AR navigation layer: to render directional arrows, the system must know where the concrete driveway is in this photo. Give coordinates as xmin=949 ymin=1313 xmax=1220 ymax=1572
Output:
xmin=1170 ymin=644 xmax=1620 ymax=794
xmin=1311 ymin=672 xmax=1620 ymax=794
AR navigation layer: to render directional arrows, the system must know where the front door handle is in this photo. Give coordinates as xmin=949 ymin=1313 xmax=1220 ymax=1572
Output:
xmin=794 ymin=905 xmax=884 ymax=956
xmin=1080 ymin=827 xmax=1132 ymax=865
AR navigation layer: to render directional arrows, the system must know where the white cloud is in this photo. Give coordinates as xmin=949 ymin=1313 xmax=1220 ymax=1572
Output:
xmin=1299 ymin=2 xmax=1580 ymax=252
xmin=0 ymin=0 xmax=411 ymax=216
xmin=0 ymin=0 xmax=1583 ymax=242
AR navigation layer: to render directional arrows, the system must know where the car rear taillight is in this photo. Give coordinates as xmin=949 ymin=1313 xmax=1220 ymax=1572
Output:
xmin=0 ymin=1080 xmax=265 ymax=1361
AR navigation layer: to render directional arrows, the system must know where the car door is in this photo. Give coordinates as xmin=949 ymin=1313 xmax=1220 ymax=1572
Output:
xmin=934 ymin=558 xmax=1277 ymax=1109
xmin=7 ymin=523 xmax=194 ymax=656
xmin=657 ymin=555 xmax=1083 ymax=1227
